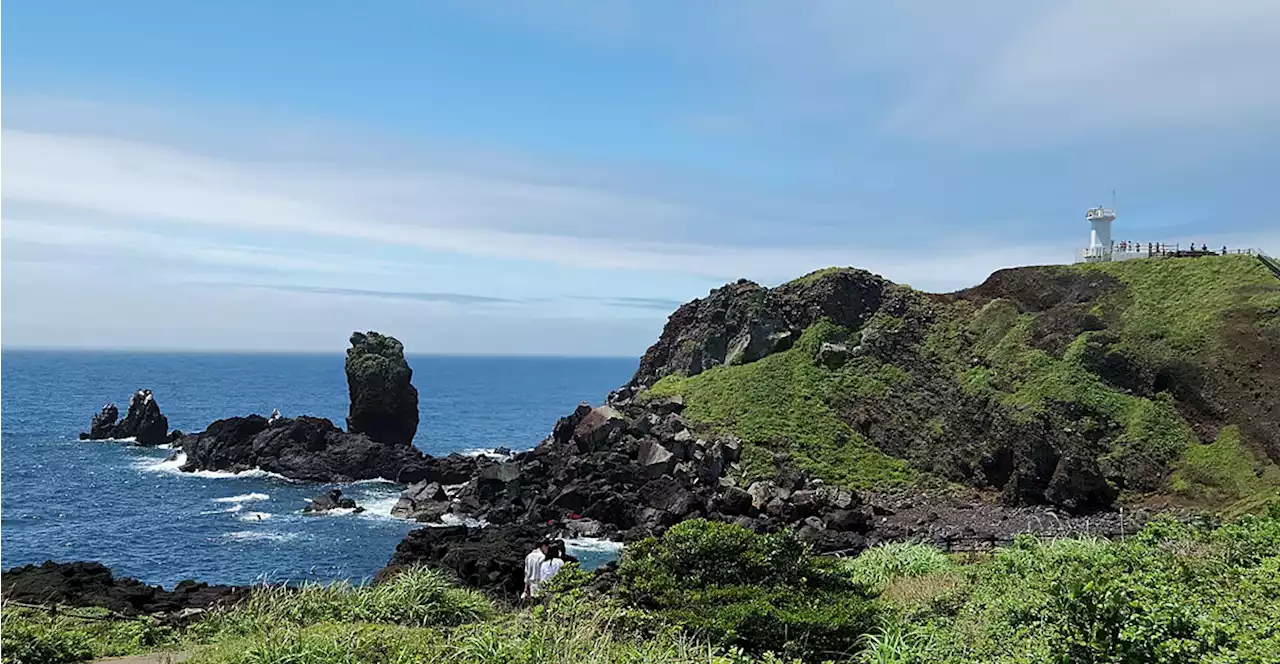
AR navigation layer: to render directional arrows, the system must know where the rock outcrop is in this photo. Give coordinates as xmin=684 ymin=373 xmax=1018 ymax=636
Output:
xmin=176 ymin=415 xmax=438 ymax=483
xmin=164 ymin=330 xmax=471 ymax=484
xmin=379 ymin=524 xmax=576 ymax=596
xmin=391 ymin=395 xmax=870 ymax=552
xmin=304 ymin=488 xmax=364 ymax=513
xmin=0 ymin=561 xmax=245 ymax=617
xmin=631 ymin=269 xmax=888 ymax=387
xmin=346 ymin=331 xmax=419 ymax=446
xmin=79 ymin=390 xmax=177 ymax=445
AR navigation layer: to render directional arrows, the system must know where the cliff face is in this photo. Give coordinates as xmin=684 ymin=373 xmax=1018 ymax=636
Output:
xmin=638 ymin=255 xmax=1280 ymax=514
xmin=631 ymin=269 xmax=888 ymax=387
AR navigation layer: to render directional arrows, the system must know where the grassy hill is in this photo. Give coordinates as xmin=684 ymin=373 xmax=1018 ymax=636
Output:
xmin=643 ymin=255 xmax=1280 ymax=514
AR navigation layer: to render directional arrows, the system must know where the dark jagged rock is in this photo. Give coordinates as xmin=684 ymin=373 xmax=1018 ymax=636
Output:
xmin=85 ymin=403 xmax=119 ymax=439
xmin=379 ymin=524 xmax=552 ymax=597
xmin=631 ymin=269 xmax=888 ymax=386
xmin=177 ymin=415 xmax=435 ymax=483
xmin=78 ymin=390 xmax=175 ymax=445
xmin=304 ymin=488 xmax=363 ymax=513
xmin=346 ymin=331 xmax=419 ymax=446
xmin=1 ymin=561 xmax=245 ymax=617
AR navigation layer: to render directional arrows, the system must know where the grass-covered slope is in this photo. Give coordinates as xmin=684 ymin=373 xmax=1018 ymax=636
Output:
xmin=643 ymin=255 xmax=1280 ymax=513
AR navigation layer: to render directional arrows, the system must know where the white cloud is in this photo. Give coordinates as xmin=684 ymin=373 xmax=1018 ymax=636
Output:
xmin=1 ymin=123 xmax=1063 ymax=289
xmin=884 ymin=0 xmax=1280 ymax=142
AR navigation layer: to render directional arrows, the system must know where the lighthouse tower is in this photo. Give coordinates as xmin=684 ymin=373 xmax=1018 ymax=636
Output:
xmin=1083 ymin=205 xmax=1116 ymax=262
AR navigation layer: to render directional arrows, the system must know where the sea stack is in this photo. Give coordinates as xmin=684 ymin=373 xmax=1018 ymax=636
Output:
xmin=78 ymin=389 xmax=173 ymax=446
xmin=346 ymin=331 xmax=420 ymax=447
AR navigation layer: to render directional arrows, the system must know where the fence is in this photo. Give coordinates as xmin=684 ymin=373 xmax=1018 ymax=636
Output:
xmin=1075 ymin=245 xmax=1263 ymax=264
xmin=821 ymin=529 xmax=1132 ymax=558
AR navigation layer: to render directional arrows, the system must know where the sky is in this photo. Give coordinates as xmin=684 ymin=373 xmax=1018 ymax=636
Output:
xmin=3 ymin=1 xmax=1279 ymax=354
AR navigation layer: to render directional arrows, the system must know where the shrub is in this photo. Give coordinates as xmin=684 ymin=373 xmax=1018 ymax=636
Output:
xmin=617 ymin=519 xmax=879 ymax=662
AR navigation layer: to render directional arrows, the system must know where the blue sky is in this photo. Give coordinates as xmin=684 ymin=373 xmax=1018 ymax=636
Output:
xmin=3 ymin=1 xmax=1279 ymax=354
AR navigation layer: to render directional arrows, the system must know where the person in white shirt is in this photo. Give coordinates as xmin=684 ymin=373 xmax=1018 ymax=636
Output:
xmin=537 ymin=540 xmax=566 ymax=593
xmin=523 ymin=538 xmax=550 ymax=600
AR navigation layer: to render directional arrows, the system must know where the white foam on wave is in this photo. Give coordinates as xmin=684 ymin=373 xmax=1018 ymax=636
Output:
xmin=213 ymin=492 xmax=270 ymax=503
xmin=355 ymin=493 xmax=402 ymax=519
xmin=200 ymin=504 xmax=244 ymax=515
xmin=138 ymin=452 xmax=291 ymax=481
xmin=438 ymin=513 xmax=489 ymax=528
xmin=461 ymin=448 xmax=515 ymax=461
xmin=238 ymin=511 xmax=274 ymax=522
xmin=565 ymin=537 xmax=624 ymax=555
xmin=221 ymin=530 xmax=297 ymax=543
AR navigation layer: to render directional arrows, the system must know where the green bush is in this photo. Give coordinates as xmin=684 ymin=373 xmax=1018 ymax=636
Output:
xmin=864 ymin=514 xmax=1280 ymax=663
xmin=617 ymin=519 xmax=879 ymax=662
xmin=0 ymin=605 xmax=180 ymax=664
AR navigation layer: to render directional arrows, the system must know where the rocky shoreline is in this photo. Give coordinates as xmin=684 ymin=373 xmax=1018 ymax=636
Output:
xmin=62 ymin=310 xmax=1177 ymax=595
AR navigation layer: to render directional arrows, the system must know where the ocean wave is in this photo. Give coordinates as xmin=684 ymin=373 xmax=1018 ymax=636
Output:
xmin=213 ymin=492 xmax=270 ymax=503
xmin=220 ymin=530 xmax=298 ymax=543
xmin=438 ymin=513 xmax=489 ymax=528
xmin=137 ymin=452 xmax=290 ymax=481
xmin=238 ymin=511 xmax=274 ymax=522
xmin=355 ymin=494 xmax=402 ymax=519
xmin=565 ymin=537 xmax=624 ymax=555
xmin=460 ymin=448 xmax=516 ymax=461
xmin=200 ymin=504 xmax=244 ymax=515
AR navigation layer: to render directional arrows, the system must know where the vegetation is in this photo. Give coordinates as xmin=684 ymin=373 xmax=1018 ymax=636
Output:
xmin=6 ymin=513 xmax=1279 ymax=663
xmin=645 ymin=256 xmax=1280 ymax=510
xmin=646 ymin=323 xmax=915 ymax=489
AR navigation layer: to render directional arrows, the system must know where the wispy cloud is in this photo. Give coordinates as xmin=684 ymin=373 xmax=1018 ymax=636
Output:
xmin=236 ymin=284 xmax=520 ymax=306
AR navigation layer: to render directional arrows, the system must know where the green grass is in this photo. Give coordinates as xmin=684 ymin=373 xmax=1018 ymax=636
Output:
xmin=0 ymin=604 xmax=182 ymax=664
xmin=835 ymin=543 xmax=955 ymax=593
xmin=1170 ymin=425 xmax=1280 ymax=509
xmin=191 ymin=565 xmax=493 ymax=640
xmin=863 ymin=513 xmax=1280 ymax=663
xmin=645 ymin=322 xmax=915 ymax=489
xmin=1073 ymin=254 xmax=1280 ymax=352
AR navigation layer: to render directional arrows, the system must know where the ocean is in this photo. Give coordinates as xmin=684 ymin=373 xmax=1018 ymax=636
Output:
xmin=0 ymin=351 xmax=636 ymax=588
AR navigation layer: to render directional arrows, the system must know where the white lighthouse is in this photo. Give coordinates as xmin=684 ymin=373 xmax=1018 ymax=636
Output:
xmin=1083 ymin=205 xmax=1116 ymax=262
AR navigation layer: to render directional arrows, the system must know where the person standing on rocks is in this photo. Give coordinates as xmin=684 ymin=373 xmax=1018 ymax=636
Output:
xmin=523 ymin=537 xmax=550 ymax=600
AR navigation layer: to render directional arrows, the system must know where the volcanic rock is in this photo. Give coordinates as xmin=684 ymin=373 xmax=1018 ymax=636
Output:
xmin=379 ymin=524 xmax=551 ymax=597
xmin=0 ymin=561 xmax=245 ymax=617
xmin=177 ymin=414 xmax=434 ymax=483
xmin=346 ymin=331 xmax=419 ymax=447
xmin=79 ymin=390 xmax=175 ymax=445
xmin=304 ymin=488 xmax=363 ymax=513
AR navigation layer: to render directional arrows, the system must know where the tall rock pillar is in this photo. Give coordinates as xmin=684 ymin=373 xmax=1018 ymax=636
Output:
xmin=345 ymin=331 xmax=420 ymax=446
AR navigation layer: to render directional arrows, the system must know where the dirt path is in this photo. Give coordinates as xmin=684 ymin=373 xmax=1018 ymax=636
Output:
xmin=92 ymin=652 xmax=191 ymax=664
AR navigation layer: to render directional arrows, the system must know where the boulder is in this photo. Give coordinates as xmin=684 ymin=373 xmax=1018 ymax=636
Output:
xmin=817 ymin=342 xmax=850 ymax=368
xmin=637 ymin=438 xmax=676 ymax=478
xmin=719 ymin=486 xmax=754 ymax=516
xmin=573 ymin=406 xmax=627 ymax=451
xmin=391 ymin=481 xmax=449 ymax=520
xmin=345 ymin=331 xmax=419 ymax=447
xmin=304 ymin=488 xmax=363 ymax=513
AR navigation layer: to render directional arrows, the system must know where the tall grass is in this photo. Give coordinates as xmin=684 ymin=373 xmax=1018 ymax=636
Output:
xmin=192 ymin=565 xmax=493 ymax=639
xmin=189 ymin=600 xmax=749 ymax=664
xmin=838 ymin=543 xmax=954 ymax=592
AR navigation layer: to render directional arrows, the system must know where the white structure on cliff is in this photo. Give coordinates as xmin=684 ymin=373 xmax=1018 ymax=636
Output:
xmin=1081 ymin=204 xmax=1116 ymax=262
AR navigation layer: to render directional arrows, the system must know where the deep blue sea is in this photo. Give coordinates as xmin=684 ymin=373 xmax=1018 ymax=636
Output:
xmin=1 ymin=351 xmax=635 ymax=588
